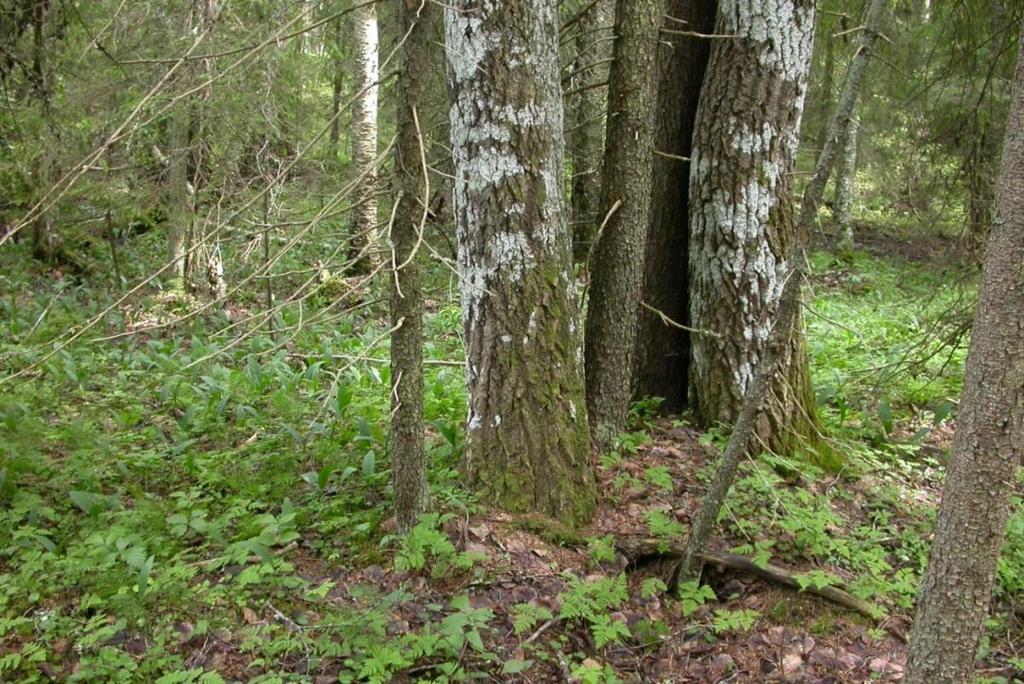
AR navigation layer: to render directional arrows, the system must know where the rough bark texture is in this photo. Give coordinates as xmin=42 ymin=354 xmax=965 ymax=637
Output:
xmin=568 ymin=0 xmax=612 ymax=261
xmin=680 ymin=256 xmax=804 ymax=580
xmin=349 ymin=0 xmax=380 ymax=271
xmin=583 ymin=0 xmax=663 ymax=445
xmin=390 ymin=0 xmax=436 ymax=534
xmin=796 ymin=0 xmax=887 ymax=234
xmin=834 ymin=113 xmax=859 ymax=247
xmin=632 ymin=0 xmax=715 ymax=409
xmin=444 ymin=0 xmax=597 ymax=524
xmin=905 ymin=31 xmax=1024 ymax=684
xmin=688 ymin=0 xmax=821 ymax=457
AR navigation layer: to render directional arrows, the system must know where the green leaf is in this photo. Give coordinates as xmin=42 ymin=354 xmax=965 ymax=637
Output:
xmin=69 ymin=490 xmax=107 ymax=515
xmin=361 ymin=450 xmax=376 ymax=478
xmin=138 ymin=555 xmax=155 ymax=595
xmin=502 ymin=659 xmax=533 ymax=675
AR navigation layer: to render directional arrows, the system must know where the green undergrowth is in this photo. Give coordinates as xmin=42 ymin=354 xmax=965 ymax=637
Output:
xmin=1 ymin=238 xmax=1022 ymax=681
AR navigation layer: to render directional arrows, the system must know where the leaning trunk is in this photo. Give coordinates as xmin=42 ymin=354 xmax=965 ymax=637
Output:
xmin=905 ymin=29 xmax=1024 ymax=684
xmin=445 ymin=0 xmax=596 ymax=525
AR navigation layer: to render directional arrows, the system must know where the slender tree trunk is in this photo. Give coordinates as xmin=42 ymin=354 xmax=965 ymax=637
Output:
xmin=29 ymin=0 xmax=54 ymax=263
xmin=329 ymin=16 xmax=344 ymax=152
xmin=688 ymin=0 xmax=821 ymax=458
xmin=584 ymin=0 xmax=663 ymax=445
xmin=167 ymin=102 xmax=190 ymax=286
xmin=445 ymin=0 xmax=596 ymax=525
xmin=349 ymin=0 xmax=380 ymax=272
xmin=390 ymin=0 xmax=435 ymax=534
xmin=632 ymin=0 xmax=715 ymax=409
xmin=797 ymin=0 xmax=888 ymax=233
xmin=906 ymin=29 xmax=1024 ymax=684
xmin=835 ymin=113 xmax=859 ymax=248
xmin=814 ymin=20 xmax=836 ymax=156
xmin=567 ymin=0 xmax=612 ymax=261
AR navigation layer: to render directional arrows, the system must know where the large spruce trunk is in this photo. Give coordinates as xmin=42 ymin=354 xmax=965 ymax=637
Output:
xmin=583 ymin=0 xmax=663 ymax=445
xmin=687 ymin=0 xmax=821 ymax=456
xmin=632 ymin=0 xmax=715 ymax=409
xmin=906 ymin=28 xmax=1024 ymax=684
xmin=444 ymin=0 xmax=596 ymax=524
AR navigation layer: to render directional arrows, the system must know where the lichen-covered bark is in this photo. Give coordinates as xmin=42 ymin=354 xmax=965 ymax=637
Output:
xmin=567 ymin=0 xmax=612 ymax=261
xmin=632 ymin=0 xmax=715 ymax=409
xmin=444 ymin=0 xmax=596 ymax=524
xmin=584 ymin=0 xmax=663 ymax=445
xmin=390 ymin=0 xmax=436 ymax=534
xmin=688 ymin=0 xmax=822 ymax=456
xmin=906 ymin=31 xmax=1024 ymax=684
xmin=349 ymin=0 xmax=379 ymax=272
xmin=835 ymin=113 xmax=859 ymax=248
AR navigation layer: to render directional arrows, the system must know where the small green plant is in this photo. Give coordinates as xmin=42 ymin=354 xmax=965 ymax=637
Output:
xmin=587 ymin=535 xmax=617 ymax=566
xmin=794 ymin=569 xmax=843 ymax=592
xmin=645 ymin=509 xmax=684 ymax=552
xmin=677 ymin=580 xmax=716 ymax=617
xmin=510 ymin=602 xmax=554 ymax=636
xmin=393 ymin=514 xmax=478 ymax=578
xmin=643 ymin=466 xmax=674 ymax=493
xmin=570 ymin=659 xmax=623 ymax=684
xmin=711 ymin=608 xmax=760 ymax=635
xmin=640 ymin=577 xmax=667 ymax=599
xmin=559 ymin=573 xmax=630 ymax=648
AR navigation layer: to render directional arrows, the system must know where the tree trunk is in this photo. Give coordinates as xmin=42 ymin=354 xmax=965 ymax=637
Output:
xmin=584 ymin=0 xmax=663 ymax=445
xmin=687 ymin=0 xmax=821 ymax=458
xmin=814 ymin=24 xmax=836 ymax=155
xmin=797 ymin=0 xmax=887 ymax=234
xmin=632 ymin=0 xmax=715 ymax=409
xmin=835 ymin=113 xmax=859 ymax=248
xmin=329 ymin=17 xmax=344 ymax=153
xmin=567 ymin=0 xmax=612 ymax=261
xmin=167 ymin=97 xmax=190 ymax=286
xmin=390 ymin=0 xmax=436 ymax=534
xmin=444 ymin=0 xmax=596 ymax=525
xmin=349 ymin=0 xmax=380 ymax=272
xmin=905 ymin=29 xmax=1024 ymax=684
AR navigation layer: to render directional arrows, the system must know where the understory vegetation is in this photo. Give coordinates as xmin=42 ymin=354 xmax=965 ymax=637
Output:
xmin=2 ymin=223 xmax=1021 ymax=682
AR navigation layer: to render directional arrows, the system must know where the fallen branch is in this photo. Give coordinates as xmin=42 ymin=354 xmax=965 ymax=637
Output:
xmin=616 ymin=538 xmax=906 ymax=642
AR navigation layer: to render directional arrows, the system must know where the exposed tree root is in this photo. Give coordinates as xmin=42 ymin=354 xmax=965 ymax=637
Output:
xmin=616 ymin=538 xmax=907 ymax=642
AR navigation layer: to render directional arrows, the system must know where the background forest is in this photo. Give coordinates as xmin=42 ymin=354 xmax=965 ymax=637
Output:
xmin=1 ymin=0 xmax=1023 ymax=682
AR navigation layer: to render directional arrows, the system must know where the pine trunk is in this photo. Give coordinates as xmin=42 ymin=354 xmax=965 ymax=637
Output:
xmin=349 ymin=0 xmax=380 ymax=272
xmin=445 ymin=0 xmax=596 ymax=525
xmin=567 ymin=0 xmax=612 ymax=261
xmin=688 ymin=0 xmax=821 ymax=458
xmin=632 ymin=0 xmax=715 ymax=409
xmin=389 ymin=0 xmax=436 ymax=534
xmin=584 ymin=0 xmax=663 ymax=444
xmin=905 ymin=31 xmax=1024 ymax=684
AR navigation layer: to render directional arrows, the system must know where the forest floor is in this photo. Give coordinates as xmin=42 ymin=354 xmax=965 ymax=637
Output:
xmin=2 ymin=225 xmax=1023 ymax=683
